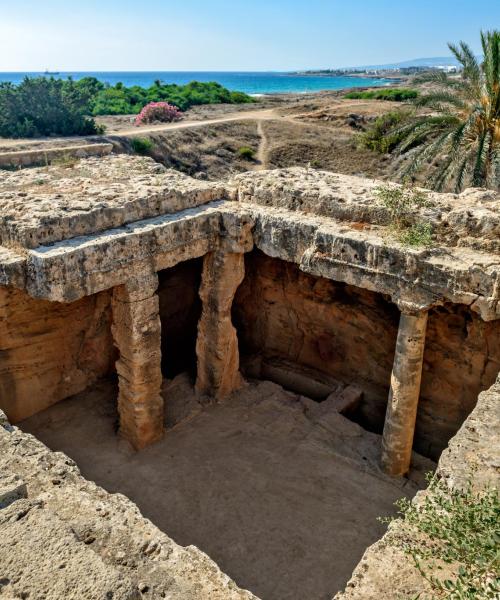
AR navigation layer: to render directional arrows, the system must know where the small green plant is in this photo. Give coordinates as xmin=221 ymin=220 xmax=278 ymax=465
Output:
xmin=130 ymin=137 xmax=154 ymax=155
xmin=374 ymin=183 xmax=433 ymax=247
xmin=51 ymin=153 xmax=79 ymax=168
xmin=359 ymin=111 xmax=410 ymax=154
xmin=237 ymin=146 xmax=255 ymax=160
xmin=382 ymin=475 xmax=500 ymax=599
xmin=399 ymin=222 xmax=433 ymax=247
xmin=344 ymin=88 xmax=419 ymax=101
xmin=375 ymin=183 xmax=430 ymax=227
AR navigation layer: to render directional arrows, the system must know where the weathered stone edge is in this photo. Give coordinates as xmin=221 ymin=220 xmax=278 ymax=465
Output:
xmin=1 ymin=201 xmax=498 ymax=320
xmin=334 ymin=375 xmax=500 ymax=600
xmin=0 ymin=409 xmax=258 ymax=600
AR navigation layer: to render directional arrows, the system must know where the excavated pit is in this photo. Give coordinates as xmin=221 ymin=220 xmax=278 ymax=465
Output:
xmin=1 ymin=156 xmax=499 ymax=600
xmin=20 ymin=374 xmax=432 ymax=600
xmin=14 ymin=252 xmax=498 ymax=599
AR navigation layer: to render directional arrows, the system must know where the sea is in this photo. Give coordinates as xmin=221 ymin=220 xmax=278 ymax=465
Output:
xmin=0 ymin=71 xmax=392 ymax=95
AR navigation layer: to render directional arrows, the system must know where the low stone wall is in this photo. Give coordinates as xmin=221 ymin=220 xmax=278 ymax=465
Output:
xmin=335 ymin=374 xmax=500 ymax=600
xmin=0 ymin=286 xmax=115 ymax=422
xmin=0 ymin=143 xmax=113 ymax=169
xmin=0 ymin=410 xmax=257 ymax=599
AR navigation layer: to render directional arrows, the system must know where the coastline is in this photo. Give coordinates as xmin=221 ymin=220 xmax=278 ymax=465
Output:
xmin=0 ymin=71 xmax=398 ymax=95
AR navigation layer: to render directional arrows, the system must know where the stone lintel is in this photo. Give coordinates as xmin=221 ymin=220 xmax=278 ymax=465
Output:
xmin=24 ymin=203 xmax=225 ymax=302
xmin=381 ymin=309 xmax=429 ymax=476
xmin=111 ymin=271 xmax=163 ymax=450
xmin=195 ymin=250 xmax=246 ymax=399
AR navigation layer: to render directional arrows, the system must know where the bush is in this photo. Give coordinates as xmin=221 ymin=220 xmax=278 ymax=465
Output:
xmin=375 ymin=183 xmax=433 ymax=247
xmin=0 ymin=77 xmax=102 ymax=138
xmin=398 ymin=222 xmax=433 ymax=247
xmin=130 ymin=137 xmax=155 ymax=155
xmin=135 ymin=102 xmax=182 ymax=125
xmin=90 ymin=80 xmax=255 ymax=116
xmin=344 ymin=88 xmax=419 ymax=101
xmin=359 ymin=111 xmax=410 ymax=153
xmin=374 ymin=183 xmax=430 ymax=228
xmin=237 ymin=146 xmax=255 ymax=160
xmin=382 ymin=475 xmax=500 ymax=599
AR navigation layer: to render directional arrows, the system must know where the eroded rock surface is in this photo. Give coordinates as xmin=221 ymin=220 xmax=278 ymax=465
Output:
xmin=0 ymin=409 xmax=257 ymax=600
xmin=335 ymin=375 xmax=500 ymax=600
xmin=0 ymin=155 xmax=226 ymax=248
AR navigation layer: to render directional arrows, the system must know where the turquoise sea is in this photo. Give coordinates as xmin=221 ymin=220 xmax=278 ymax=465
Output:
xmin=0 ymin=71 xmax=392 ymax=95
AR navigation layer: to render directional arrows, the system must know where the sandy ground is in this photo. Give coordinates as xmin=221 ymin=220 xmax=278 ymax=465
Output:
xmin=21 ymin=374 xmax=432 ymax=600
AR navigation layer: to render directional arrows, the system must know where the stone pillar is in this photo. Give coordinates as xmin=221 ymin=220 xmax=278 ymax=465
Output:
xmin=111 ymin=271 xmax=164 ymax=450
xmin=381 ymin=309 xmax=428 ymax=476
xmin=195 ymin=250 xmax=245 ymax=399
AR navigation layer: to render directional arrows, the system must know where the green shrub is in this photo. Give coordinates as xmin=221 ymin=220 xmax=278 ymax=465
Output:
xmin=398 ymin=222 xmax=433 ymax=247
xmin=382 ymin=475 xmax=500 ymax=599
xmin=0 ymin=76 xmax=254 ymax=138
xmin=229 ymin=91 xmax=255 ymax=104
xmin=374 ymin=183 xmax=430 ymax=228
xmin=344 ymin=88 xmax=419 ymax=101
xmin=359 ymin=111 xmax=410 ymax=153
xmin=375 ymin=183 xmax=433 ymax=247
xmin=130 ymin=137 xmax=155 ymax=155
xmin=90 ymin=80 xmax=254 ymax=116
xmin=0 ymin=77 xmax=102 ymax=138
xmin=237 ymin=146 xmax=255 ymax=160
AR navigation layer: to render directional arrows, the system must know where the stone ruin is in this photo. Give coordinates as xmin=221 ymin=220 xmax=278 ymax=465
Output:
xmin=0 ymin=154 xmax=498 ymax=599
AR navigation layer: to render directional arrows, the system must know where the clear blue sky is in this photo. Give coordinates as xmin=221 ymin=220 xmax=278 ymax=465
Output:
xmin=0 ymin=0 xmax=497 ymax=71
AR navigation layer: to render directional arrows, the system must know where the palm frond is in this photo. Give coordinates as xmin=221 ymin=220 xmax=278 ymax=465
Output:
xmin=399 ymin=130 xmax=453 ymax=179
xmin=472 ymin=130 xmax=491 ymax=186
xmin=368 ymin=31 xmax=500 ymax=192
xmin=414 ymin=92 xmax=468 ymax=112
xmin=454 ymin=157 xmax=470 ymax=192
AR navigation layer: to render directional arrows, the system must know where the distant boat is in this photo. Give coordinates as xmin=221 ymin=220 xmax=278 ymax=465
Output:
xmin=44 ymin=69 xmax=60 ymax=75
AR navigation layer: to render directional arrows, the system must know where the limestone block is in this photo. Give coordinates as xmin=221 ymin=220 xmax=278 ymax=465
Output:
xmin=196 ymin=251 xmax=245 ymax=399
xmin=0 ymin=474 xmax=27 ymax=508
xmin=112 ymin=272 xmax=164 ymax=449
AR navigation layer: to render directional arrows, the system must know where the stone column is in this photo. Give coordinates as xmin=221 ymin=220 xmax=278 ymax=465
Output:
xmin=111 ymin=271 xmax=164 ymax=450
xmin=381 ymin=309 xmax=428 ymax=476
xmin=195 ymin=250 xmax=245 ymax=399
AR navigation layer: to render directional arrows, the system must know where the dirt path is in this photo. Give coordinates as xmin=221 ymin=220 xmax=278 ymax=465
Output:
xmin=0 ymin=109 xmax=279 ymax=151
xmin=255 ymin=120 xmax=270 ymax=170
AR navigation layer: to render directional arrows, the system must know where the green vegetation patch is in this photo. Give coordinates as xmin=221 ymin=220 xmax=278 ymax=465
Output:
xmin=130 ymin=137 xmax=155 ymax=155
xmin=0 ymin=77 xmax=104 ymax=138
xmin=374 ymin=183 xmax=434 ymax=247
xmin=89 ymin=78 xmax=255 ymax=115
xmin=358 ymin=110 xmax=410 ymax=154
xmin=382 ymin=475 xmax=500 ymax=599
xmin=0 ymin=76 xmax=254 ymax=138
xmin=237 ymin=146 xmax=256 ymax=160
xmin=344 ymin=88 xmax=419 ymax=101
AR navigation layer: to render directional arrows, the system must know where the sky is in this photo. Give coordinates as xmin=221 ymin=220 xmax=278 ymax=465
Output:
xmin=0 ymin=0 xmax=498 ymax=72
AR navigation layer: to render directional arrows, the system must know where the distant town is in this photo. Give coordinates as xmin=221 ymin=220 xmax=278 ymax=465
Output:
xmin=292 ymin=64 xmax=460 ymax=78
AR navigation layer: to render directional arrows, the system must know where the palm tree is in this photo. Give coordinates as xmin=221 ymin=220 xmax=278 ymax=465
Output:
xmin=390 ymin=30 xmax=500 ymax=192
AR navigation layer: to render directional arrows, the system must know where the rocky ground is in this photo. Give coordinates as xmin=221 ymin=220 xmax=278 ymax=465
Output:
xmin=20 ymin=374 xmax=433 ymax=600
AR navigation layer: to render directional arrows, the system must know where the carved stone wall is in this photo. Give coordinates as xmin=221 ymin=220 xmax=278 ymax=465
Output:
xmin=233 ymin=251 xmax=500 ymax=459
xmin=0 ymin=287 xmax=115 ymax=422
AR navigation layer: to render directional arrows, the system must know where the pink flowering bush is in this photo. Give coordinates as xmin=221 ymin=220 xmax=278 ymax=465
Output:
xmin=134 ymin=102 xmax=182 ymax=126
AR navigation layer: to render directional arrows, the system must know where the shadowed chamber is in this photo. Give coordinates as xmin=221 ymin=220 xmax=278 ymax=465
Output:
xmin=157 ymin=257 xmax=203 ymax=379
